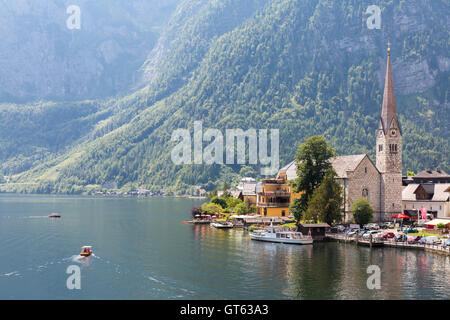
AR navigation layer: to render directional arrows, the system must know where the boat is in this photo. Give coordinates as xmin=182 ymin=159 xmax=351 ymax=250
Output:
xmin=250 ymin=223 xmax=313 ymax=245
xmin=80 ymin=246 xmax=93 ymax=257
xmin=210 ymin=222 xmax=234 ymax=229
xmin=48 ymin=213 xmax=61 ymax=218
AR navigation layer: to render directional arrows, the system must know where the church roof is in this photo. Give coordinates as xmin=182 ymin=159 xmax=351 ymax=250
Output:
xmin=277 ymin=154 xmax=369 ymax=180
xmin=329 ymin=154 xmax=367 ymax=178
xmin=380 ymin=47 xmax=399 ymax=134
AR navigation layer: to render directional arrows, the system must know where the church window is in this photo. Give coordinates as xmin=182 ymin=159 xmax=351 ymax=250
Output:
xmin=365 ymin=167 xmax=367 ymax=174
xmin=362 ymin=188 xmax=369 ymax=200
xmin=379 ymin=145 xmax=383 ymax=152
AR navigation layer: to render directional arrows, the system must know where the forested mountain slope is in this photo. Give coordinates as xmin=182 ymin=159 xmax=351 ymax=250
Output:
xmin=0 ymin=0 xmax=448 ymax=194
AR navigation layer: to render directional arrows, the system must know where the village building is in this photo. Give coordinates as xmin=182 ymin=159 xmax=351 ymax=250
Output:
xmin=402 ymin=183 xmax=450 ymax=219
xmin=255 ymin=45 xmax=405 ymax=222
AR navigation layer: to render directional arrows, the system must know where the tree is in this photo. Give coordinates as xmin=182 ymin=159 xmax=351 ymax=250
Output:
xmin=211 ymin=196 xmax=227 ymax=209
xmin=407 ymin=170 xmax=416 ymax=177
xmin=201 ymin=202 xmax=223 ymax=215
xmin=304 ymin=169 xmax=343 ymax=224
xmin=352 ymin=197 xmax=373 ymax=227
xmin=222 ymin=181 xmax=229 ymax=198
xmin=190 ymin=206 xmax=202 ymax=218
xmin=226 ymin=196 xmax=243 ymax=209
xmin=289 ymin=198 xmax=304 ymax=222
xmin=206 ymin=188 xmax=218 ymax=201
xmin=292 ymin=136 xmax=337 ymax=219
xmin=235 ymin=202 xmax=250 ymax=215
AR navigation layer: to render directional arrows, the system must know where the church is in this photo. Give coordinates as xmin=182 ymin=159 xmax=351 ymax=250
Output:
xmin=265 ymin=45 xmax=403 ymax=222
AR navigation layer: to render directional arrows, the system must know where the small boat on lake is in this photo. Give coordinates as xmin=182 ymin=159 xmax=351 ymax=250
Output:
xmin=250 ymin=224 xmax=313 ymax=245
xmin=48 ymin=213 xmax=61 ymax=218
xmin=210 ymin=222 xmax=234 ymax=229
xmin=80 ymin=246 xmax=93 ymax=257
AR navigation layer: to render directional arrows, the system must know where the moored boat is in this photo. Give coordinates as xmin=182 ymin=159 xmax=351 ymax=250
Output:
xmin=210 ymin=222 xmax=234 ymax=229
xmin=250 ymin=224 xmax=313 ymax=245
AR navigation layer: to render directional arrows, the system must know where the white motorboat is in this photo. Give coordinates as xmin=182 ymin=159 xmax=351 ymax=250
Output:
xmin=210 ymin=222 xmax=234 ymax=229
xmin=250 ymin=224 xmax=313 ymax=245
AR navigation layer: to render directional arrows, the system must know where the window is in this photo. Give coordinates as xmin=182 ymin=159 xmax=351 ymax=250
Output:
xmin=362 ymin=188 xmax=369 ymax=198
xmin=378 ymin=145 xmax=383 ymax=152
xmin=264 ymin=208 xmax=267 ymax=216
xmin=282 ymin=210 xmax=286 ymax=217
xmin=365 ymin=167 xmax=367 ymax=174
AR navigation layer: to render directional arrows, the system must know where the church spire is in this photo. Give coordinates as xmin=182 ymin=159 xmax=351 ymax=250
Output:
xmin=380 ymin=42 xmax=399 ymax=134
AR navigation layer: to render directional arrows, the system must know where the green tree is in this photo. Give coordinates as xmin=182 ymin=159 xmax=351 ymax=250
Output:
xmin=352 ymin=197 xmax=374 ymax=227
xmin=201 ymin=202 xmax=223 ymax=215
xmin=226 ymin=196 xmax=243 ymax=209
xmin=222 ymin=181 xmax=229 ymax=198
xmin=207 ymin=188 xmax=218 ymax=201
xmin=289 ymin=198 xmax=304 ymax=222
xmin=292 ymin=136 xmax=337 ymax=218
xmin=211 ymin=196 xmax=228 ymax=209
xmin=235 ymin=202 xmax=250 ymax=215
xmin=407 ymin=170 xmax=416 ymax=176
xmin=305 ymin=169 xmax=343 ymax=225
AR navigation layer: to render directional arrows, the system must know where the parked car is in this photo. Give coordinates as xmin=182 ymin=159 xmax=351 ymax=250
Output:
xmin=379 ymin=232 xmax=395 ymax=240
xmin=362 ymin=230 xmax=381 ymax=239
xmin=407 ymin=235 xmax=422 ymax=244
xmin=420 ymin=236 xmax=441 ymax=245
xmin=442 ymin=239 xmax=450 ymax=248
xmin=364 ymin=223 xmax=379 ymax=230
xmin=404 ymin=228 xmax=418 ymax=234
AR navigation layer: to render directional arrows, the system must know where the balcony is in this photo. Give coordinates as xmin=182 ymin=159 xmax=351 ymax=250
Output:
xmin=257 ymin=202 xmax=290 ymax=208
xmin=260 ymin=191 xmax=290 ymax=197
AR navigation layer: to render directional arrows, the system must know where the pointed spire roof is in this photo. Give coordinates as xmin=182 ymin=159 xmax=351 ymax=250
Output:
xmin=380 ymin=42 xmax=399 ymax=133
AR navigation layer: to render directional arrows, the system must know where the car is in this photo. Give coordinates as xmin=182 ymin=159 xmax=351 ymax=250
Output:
xmin=404 ymin=228 xmax=418 ymax=234
xmin=364 ymin=223 xmax=379 ymax=230
xmin=363 ymin=230 xmax=380 ymax=239
xmin=442 ymin=239 xmax=450 ymax=248
xmin=396 ymin=234 xmax=406 ymax=242
xmin=420 ymin=236 xmax=441 ymax=245
xmin=407 ymin=235 xmax=422 ymax=244
xmin=385 ymin=232 xmax=395 ymax=239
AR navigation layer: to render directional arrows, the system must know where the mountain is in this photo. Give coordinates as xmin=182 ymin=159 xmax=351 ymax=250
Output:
xmin=0 ymin=0 xmax=179 ymax=102
xmin=0 ymin=0 xmax=449 ymax=195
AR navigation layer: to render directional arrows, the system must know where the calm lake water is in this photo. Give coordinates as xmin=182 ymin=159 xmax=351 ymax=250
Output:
xmin=0 ymin=194 xmax=448 ymax=300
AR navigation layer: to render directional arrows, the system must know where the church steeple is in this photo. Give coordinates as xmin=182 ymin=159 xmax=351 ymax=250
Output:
xmin=380 ymin=42 xmax=399 ymax=134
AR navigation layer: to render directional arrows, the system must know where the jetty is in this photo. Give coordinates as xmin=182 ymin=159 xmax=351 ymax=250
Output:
xmin=326 ymin=234 xmax=450 ymax=256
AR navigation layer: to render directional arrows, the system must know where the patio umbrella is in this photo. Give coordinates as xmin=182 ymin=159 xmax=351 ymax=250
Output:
xmin=392 ymin=213 xmax=410 ymax=219
xmin=392 ymin=213 xmax=409 ymax=230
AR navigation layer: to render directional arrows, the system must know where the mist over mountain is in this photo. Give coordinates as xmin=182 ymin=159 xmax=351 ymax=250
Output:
xmin=0 ymin=0 xmax=179 ymax=102
xmin=0 ymin=0 xmax=448 ymax=194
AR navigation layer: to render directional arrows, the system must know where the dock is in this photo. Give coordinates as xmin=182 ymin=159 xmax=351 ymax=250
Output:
xmin=326 ymin=234 xmax=450 ymax=256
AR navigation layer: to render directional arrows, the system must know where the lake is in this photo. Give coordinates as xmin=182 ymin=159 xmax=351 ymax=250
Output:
xmin=0 ymin=194 xmax=448 ymax=299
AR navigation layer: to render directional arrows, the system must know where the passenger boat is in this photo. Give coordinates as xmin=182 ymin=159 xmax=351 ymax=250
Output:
xmin=250 ymin=224 xmax=313 ymax=245
xmin=210 ymin=222 xmax=234 ymax=229
xmin=48 ymin=213 xmax=61 ymax=218
xmin=80 ymin=246 xmax=93 ymax=257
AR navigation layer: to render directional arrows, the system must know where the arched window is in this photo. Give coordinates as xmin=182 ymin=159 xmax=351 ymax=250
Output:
xmin=362 ymin=188 xmax=369 ymax=199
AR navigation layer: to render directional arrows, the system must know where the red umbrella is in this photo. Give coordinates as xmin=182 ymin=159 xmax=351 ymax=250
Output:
xmin=392 ymin=213 xmax=410 ymax=219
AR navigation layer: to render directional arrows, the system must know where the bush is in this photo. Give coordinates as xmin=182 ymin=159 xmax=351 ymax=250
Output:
xmin=211 ymin=196 xmax=228 ymax=209
xmin=235 ymin=202 xmax=250 ymax=214
xmin=190 ymin=206 xmax=202 ymax=218
xmin=352 ymin=197 xmax=373 ymax=227
xmin=201 ymin=202 xmax=223 ymax=214
xmin=436 ymin=223 xmax=446 ymax=229
xmin=226 ymin=197 xmax=243 ymax=209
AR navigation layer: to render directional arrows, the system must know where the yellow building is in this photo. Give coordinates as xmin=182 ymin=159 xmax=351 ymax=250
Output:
xmin=256 ymin=168 xmax=304 ymax=218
